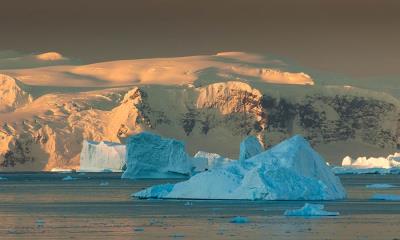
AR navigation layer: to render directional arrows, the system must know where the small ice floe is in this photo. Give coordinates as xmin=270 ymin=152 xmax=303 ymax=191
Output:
xmin=371 ymin=194 xmax=400 ymax=201
xmin=35 ymin=219 xmax=45 ymax=228
xmin=133 ymin=227 xmax=144 ymax=232
xmin=169 ymin=233 xmax=185 ymax=238
xmin=99 ymin=181 xmax=109 ymax=186
xmin=184 ymin=201 xmax=193 ymax=206
xmin=366 ymin=183 xmax=396 ymax=189
xmin=284 ymin=203 xmax=339 ymax=217
xmin=0 ymin=176 xmax=8 ymax=180
xmin=62 ymin=176 xmax=76 ymax=181
xmin=230 ymin=216 xmax=249 ymax=224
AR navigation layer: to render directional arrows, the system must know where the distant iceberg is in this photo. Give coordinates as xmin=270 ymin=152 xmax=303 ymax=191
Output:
xmin=192 ymin=151 xmax=234 ymax=172
xmin=366 ymin=183 xmax=396 ymax=189
xmin=284 ymin=203 xmax=339 ymax=216
xmin=80 ymin=140 xmax=126 ymax=172
xmin=122 ymin=132 xmax=193 ymax=179
xmin=134 ymin=135 xmax=346 ymax=200
xmin=239 ymin=136 xmax=264 ymax=161
xmin=371 ymin=194 xmax=400 ymax=201
xmin=332 ymin=153 xmax=400 ymax=175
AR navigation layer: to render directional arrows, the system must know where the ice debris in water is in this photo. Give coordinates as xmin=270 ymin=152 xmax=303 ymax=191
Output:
xmin=371 ymin=194 xmax=400 ymax=201
xmin=134 ymin=135 xmax=346 ymax=200
xmin=122 ymin=132 xmax=192 ymax=179
xmin=230 ymin=216 xmax=249 ymax=224
xmin=99 ymin=181 xmax=109 ymax=186
xmin=62 ymin=176 xmax=75 ymax=181
xmin=239 ymin=135 xmax=263 ymax=161
xmin=35 ymin=219 xmax=45 ymax=228
xmin=0 ymin=176 xmax=8 ymax=180
xmin=284 ymin=203 xmax=339 ymax=216
xmin=366 ymin=184 xmax=396 ymax=189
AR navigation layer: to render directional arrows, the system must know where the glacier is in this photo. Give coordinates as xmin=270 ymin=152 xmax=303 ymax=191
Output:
xmin=192 ymin=151 xmax=235 ymax=172
xmin=133 ymin=135 xmax=346 ymax=200
xmin=122 ymin=132 xmax=193 ymax=179
xmin=284 ymin=203 xmax=339 ymax=216
xmin=239 ymin=136 xmax=264 ymax=161
xmin=80 ymin=140 xmax=126 ymax=172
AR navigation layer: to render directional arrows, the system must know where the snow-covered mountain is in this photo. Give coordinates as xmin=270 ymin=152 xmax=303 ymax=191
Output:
xmin=0 ymin=52 xmax=399 ymax=170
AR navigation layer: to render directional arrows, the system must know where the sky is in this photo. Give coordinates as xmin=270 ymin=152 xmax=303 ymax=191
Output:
xmin=0 ymin=0 xmax=399 ymax=88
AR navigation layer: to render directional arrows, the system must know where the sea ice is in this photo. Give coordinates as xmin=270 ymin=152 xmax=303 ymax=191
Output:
xmin=284 ymin=203 xmax=339 ymax=216
xmin=122 ymin=132 xmax=193 ymax=179
xmin=192 ymin=151 xmax=234 ymax=172
xmin=366 ymin=184 xmax=396 ymax=189
xmin=80 ymin=140 xmax=126 ymax=172
xmin=62 ymin=176 xmax=75 ymax=181
xmin=239 ymin=136 xmax=263 ymax=161
xmin=371 ymin=194 xmax=400 ymax=201
xmin=134 ymin=135 xmax=346 ymax=200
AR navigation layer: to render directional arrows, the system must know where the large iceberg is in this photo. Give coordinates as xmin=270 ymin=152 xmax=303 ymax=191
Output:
xmin=332 ymin=153 xmax=400 ymax=175
xmin=239 ymin=136 xmax=264 ymax=161
xmin=80 ymin=140 xmax=126 ymax=172
xmin=134 ymin=135 xmax=346 ymax=200
xmin=122 ymin=132 xmax=193 ymax=179
xmin=192 ymin=151 xmax=235 ymax=172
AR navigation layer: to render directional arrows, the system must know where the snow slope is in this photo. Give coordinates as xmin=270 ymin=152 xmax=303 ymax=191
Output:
xmin=134 ymin=135 xmax=346 ymax=200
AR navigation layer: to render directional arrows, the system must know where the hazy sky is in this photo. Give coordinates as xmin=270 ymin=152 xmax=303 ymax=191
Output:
xmin=1 ymin=0 xmax=400 ymax=80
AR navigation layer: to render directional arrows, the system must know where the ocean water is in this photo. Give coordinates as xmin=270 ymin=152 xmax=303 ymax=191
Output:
xmin=0 ymin=173 xmax=399 ymax=239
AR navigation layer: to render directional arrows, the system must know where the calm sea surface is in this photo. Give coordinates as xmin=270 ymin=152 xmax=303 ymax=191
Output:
xmin=0 ymin=173 xmax=400 ymax=239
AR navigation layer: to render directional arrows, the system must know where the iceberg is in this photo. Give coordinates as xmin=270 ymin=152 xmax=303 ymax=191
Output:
xmin=332 ymin=153 xmax=400 ymax=175
xmin=134 ymin=135 xmax=346 ymax=200
xmin=122 ymin=132 xmax=193 ymax=179
xmin=371 ymin=194 xmax=400 ymax=201
xmin=80 ymin=140 xmax=126 ymax=172
xmin=284 ymin=203 xmax=339 ymax=216
xmin=239 ymin=136 xmax=264 ymax=161
xmin=366 ymin=183 xmax=396 ymax=189
xmin=230 ymin=216 xmax=249 ymax=224
xmin=192 ymin=151 xmax=235 ymax=172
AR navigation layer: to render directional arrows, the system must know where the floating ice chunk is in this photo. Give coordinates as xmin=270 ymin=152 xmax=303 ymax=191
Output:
xmin=371 ymin=194 xmax=400 ymax=201
xmin=239 ymin=136 xmax=263 ymax=161
xmin=0 ymin=176 xmax=7 ymax=180
xmin=35 ymin=219 xmax=45 ymax=228
xmin=99 ymin=181 xmax=109 ymax=186
xmin=366 ymin=184 xmax=396 ymax=189
xmin=62 ymin=176 xmax=76 ymax=181
xmin=134 ymin=135 xmax=346 ymax=200
xmin=284 ymin=203 xmax=339 ymax=216
xmin=80 ymin=140 xmax=126 ymax=172
xmin=122 ymin=132 xmax=192 ymax=179
xmin=331 ymin=167 xmax=395 ymax=175
xmin=230 ymin=216 xmax=249 ymax=224
xmin=192 ymin=151 xmax=235 ymax=172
